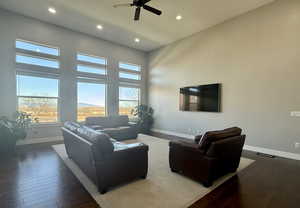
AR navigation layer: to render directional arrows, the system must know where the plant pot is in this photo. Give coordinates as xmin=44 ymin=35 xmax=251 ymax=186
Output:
xmin=0 ymin=126 xmax=18 ymax=157
xmin=0 ymin=139 xmax=17 ymax=157
xmin=139 ymin=123 xmax=152 ymax=134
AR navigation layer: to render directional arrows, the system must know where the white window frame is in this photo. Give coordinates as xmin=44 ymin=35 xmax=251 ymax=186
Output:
xmin=76 ymin=52 xmax=108 ymax=121
xmin=16 ymin=72 xmax=61 ymax=125
xmin=118 ymin=85 xmax=141 ymax=117
xmin=76 ymin=79 xmax=107 ymax=122
xmin=15 ymin=39 xmax=61 ymax=125
xmin=118 ymin=61 xmax=142 ymax=83
xmin=118 ymin=61 xmax=143 ymax=116
xmin=76 ymin=52 xmax=108 ymax=79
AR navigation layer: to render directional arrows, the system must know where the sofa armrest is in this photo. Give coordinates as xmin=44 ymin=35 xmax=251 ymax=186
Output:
xmin=95 ymin=143 xmax=149 ymax=190
xmin=194 ymin=135 xmax=202 ymax=144
xmin=113 ymin=143 xmax=148 ymax=156
xmin=86 ymin=125 xmax=104 ymax=130
xmin=128 ymin=122 xmax=138 ymax=127
xmin=169 ymin=140 xmax=217 ymax=184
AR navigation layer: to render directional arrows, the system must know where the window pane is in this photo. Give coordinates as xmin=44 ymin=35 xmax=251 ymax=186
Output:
xmin=77 ymin=82 xmax=106 ymax=121
xmin=16 ymin=54 xmax=59 ymax=68
xmin=77 ymin=65 xmax=106 ymax=75
xmin=119 ymin=101 xmax=138 ymax=116
xmin=77 ymin=54 xmax=106 ymax=65
xmin=18 ymin=97 xmax=58 ymax=123
xmin=16 ymin=40 xmax=59 ymax=56
xmin=17 ymin=75 xmax=59 ymax=97
xmin=119 ymin=72 xmax=140 ymax=80
xmin=119 ymin=87 xmax=140 ymax=100
xmin=119 ymin=62 xmax=140 ymax=72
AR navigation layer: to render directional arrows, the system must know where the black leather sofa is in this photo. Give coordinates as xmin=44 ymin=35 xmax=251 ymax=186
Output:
xmin=85 ymin=115 xmax=138 ymax=141
xmin=62 ymin=121 xmax=148 ymax=194
xmin=169 ymin=127 xmax=245 ymax=187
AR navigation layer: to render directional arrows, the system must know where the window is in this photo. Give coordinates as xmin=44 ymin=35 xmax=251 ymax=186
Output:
xmin=16 ymin=54 xmax=59 ymax=69
xmin=118 ymin=62 xmax=141 ymax=81
xmin=17 ymin=75 xmax=59 ymax=123
xmin=119 ymin=72 xmax=141 ymax=80
xmin=77 ymin=82 xmax=106 ymax=121
xmin=15 ymin=39 xmax=60 ymax=123
xmin=77 ymin=65 xmax=106 ymax=75
xmin=76 ymin=52 xmax=108 ymax=121
xmin=76 ymin=53 xmax=107 ymax=75
xmin=16 ymin=40 xmax=60 ymax=56
xmin=15 ymin=40 xmax=60 ymax=70
xmin=119 ymin=62 xmax=141 ymax=72
xmin=119 ymin=87 xmax=140 ymax=117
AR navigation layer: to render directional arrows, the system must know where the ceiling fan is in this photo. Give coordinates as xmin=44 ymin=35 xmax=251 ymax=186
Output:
xmin=113 ymin=0 xmax=162 ymax=21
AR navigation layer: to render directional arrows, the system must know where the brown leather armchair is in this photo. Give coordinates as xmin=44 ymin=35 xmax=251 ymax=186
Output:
xmin=169 ymin=127 xmax=245 ymax=187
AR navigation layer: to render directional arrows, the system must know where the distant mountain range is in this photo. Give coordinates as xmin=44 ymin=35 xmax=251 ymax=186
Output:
xmin=78 ymin=103 xmax=102 ymax=107
xmin=20 ymin=101 xmax=102 ymax=108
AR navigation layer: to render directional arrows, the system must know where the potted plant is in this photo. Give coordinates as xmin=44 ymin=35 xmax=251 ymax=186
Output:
xmin=0 ymin=112 xmax=37 ymax=157
xmin=131 ymin=105 xmax=154 ymax=134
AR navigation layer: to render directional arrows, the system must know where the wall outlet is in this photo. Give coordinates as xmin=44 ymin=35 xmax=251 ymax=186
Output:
xmin=291 ymin=111 xmax=300 ymax=117
xmin=295 ymin=142 xmax=300 ymax=149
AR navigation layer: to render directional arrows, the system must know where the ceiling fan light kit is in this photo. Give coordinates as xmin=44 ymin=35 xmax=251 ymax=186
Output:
xmin=113 ymin=0 xmax=162 ymax=21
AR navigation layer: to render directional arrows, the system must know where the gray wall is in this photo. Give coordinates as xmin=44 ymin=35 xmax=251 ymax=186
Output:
xmin=148 ymin=0 xmax=300 ymax=154
xmin=0 ymin=9 xmax=147 ymax=139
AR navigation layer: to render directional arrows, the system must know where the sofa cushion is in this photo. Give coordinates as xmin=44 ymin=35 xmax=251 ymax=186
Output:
xmin=64 ymin=121 xmax=80 ymax=132
xmin=110 ymin=116 xmax=129 ymax=127
xmin=199 ymin=127 xmax=242 ymax=151
xmin=77 ymin=126 xmax=114 ymax=157
xmin=119 ymin=126 xmax=130 ymax=130
xmin=102 ymin=127 xmax=120 ymax=131
xmin=89 ymin=125 xmax=104 ymax=130
xmin=85 ymin=117 xmax=111 ymax=128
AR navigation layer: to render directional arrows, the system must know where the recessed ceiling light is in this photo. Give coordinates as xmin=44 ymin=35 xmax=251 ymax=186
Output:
xmin=97 ymin=25 xmax=103 ymax=30
xmin=176 ymin=15 xmax=182 ymax=20
xmin=134 ymin=38 xmax=140 ymax=43
xmin=48 ymin=7 xmax=56 ymax=14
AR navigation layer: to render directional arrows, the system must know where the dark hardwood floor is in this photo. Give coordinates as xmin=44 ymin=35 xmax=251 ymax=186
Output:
xmin=0 ymin=142 xmax=99 ymax=208
xmin=1 ymin=134 xmax=300 ymax=208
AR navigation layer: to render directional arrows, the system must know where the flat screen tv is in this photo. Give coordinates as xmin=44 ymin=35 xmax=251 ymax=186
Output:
xmin=180 ymin=83 xmax=221 ymax=112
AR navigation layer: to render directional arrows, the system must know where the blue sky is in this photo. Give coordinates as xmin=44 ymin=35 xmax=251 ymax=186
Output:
xmin=78 ymin=82 xmax=106 ymax=106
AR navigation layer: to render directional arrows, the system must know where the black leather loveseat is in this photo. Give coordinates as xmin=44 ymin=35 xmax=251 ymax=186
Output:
xmin=85 ymin=115 xmax=138 ymax=141
xmin=62 ymin=121 xmax=148 ymax=194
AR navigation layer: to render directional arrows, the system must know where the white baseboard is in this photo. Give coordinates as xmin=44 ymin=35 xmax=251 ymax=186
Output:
xmin=16 ymin=136 xmax=63 ymax=146
xmin=243 ymin=145 xmax=300 ymax=161
xmin=151 ymin=128 xmax=300 ymax=161
xmin=152 ymin=128 xmax=195 ymax=139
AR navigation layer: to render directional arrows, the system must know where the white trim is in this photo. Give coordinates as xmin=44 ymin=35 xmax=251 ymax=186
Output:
xmin=151 ymin=128 xmax=195 ymax=139
xmin=16 ymin=136 xmax=63 ymax=146
xmin=244 ymin=145 xmax=300 ymax=161
xmin=151 ymin=128 xmax=300 ymax=161
xmin=16 ymin=38 xmax=60 ymax=56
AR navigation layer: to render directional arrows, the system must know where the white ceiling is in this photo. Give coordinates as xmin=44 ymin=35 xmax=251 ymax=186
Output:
xmin=0 ymin=0 xmax=274 ymax=52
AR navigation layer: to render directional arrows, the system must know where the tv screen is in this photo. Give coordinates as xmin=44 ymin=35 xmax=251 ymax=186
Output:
xmin=180 ymin=84 xmax=221 ymax=112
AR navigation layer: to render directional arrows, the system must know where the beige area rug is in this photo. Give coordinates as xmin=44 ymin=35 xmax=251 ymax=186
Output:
xmin=53 ymin=134 xmax=254 ymax=208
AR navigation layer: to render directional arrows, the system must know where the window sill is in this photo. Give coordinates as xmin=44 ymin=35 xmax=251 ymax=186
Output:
xmin=31 ymin=122 xmax=62 ymax=128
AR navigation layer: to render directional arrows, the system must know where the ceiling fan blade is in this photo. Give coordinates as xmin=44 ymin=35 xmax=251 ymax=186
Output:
xmin=143 ymin=5 xmax=162 ymax=15
xmin=113 ymin=3 xmax=132 ymax=8
xmin=134 ymin=7 xmax=141 ymax=21
xmin=141 ymin=0 xmax=152 ymax=4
